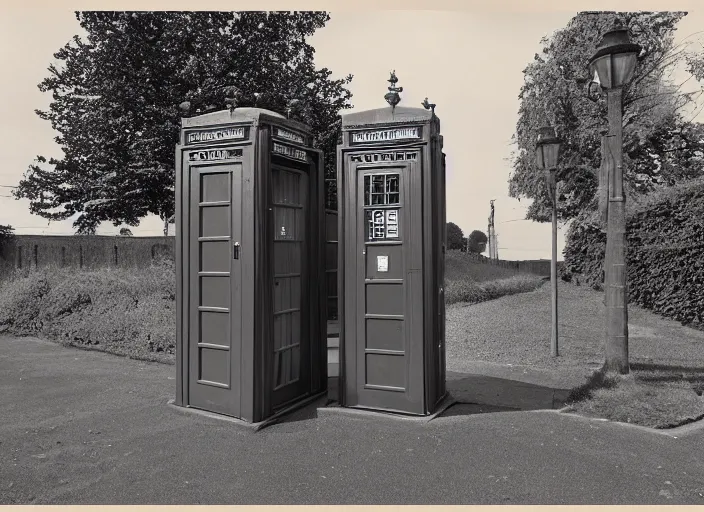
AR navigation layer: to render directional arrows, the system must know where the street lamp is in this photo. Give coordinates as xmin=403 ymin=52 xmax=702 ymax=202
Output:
xmin=536 ymin=125 xmax=562 ymax=358
xmin=588 ymin=20 xmax=640 ymax=375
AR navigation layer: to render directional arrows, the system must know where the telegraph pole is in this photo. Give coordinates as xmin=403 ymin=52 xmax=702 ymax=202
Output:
xmin=487 ymin=199 xmax=497 ymax=260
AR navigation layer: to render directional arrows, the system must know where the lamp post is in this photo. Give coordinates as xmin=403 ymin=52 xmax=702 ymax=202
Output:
xmin=536 ymin=125 xmax=562 ymax=358
xmin=588 ymin=20 xmax=641 ymax=375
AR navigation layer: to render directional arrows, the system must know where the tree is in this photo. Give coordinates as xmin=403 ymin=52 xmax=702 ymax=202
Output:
xmin=119 ymin=227 xmax=133 ymax=236
xmin=509 ymin=11 xmax=704 ymax=223
xmin=466 ymin=229 xmax=488 ymax=253
xmin=15 ymin=11 xmax=353 ymax=234
xmin=446 ymin=222 xmax=465 ymax=250
xmin=0 ymin=224 xmax=14 ymax=245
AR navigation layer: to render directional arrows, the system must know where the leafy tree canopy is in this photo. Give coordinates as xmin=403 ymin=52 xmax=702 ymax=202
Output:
xmin=446 ymin=222 xmax=465 ymax=250
xmin=466 ymin=229 xmax=488 ymax=253
xmin=15 ymin=11 xmax=353 ymax=234
xmin=0 ymin=224 xmax=15 ymax=251
xmin=509 ymin=11 xmax=704 ymax=223
xmin=0 ymin=224 xmax=14 ymax=239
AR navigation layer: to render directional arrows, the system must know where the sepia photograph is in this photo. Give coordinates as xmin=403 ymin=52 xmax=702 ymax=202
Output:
xmin=1 ymin=1 xmax=703 ymax=505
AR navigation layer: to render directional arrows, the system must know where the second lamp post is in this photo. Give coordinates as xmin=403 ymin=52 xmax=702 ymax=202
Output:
xmin=536 ymin=126 xmax=562 ymax=357
xmin=588 ymin=20 xmax=641 ymax=375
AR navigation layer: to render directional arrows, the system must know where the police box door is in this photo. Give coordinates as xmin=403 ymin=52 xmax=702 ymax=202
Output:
xmin=187 ymin=153 xmax=250 ymax=418
xmin=345 ymin=156 xmax=425 ymax=414
xmin=270 ymin=164 xmax=311 ymax=409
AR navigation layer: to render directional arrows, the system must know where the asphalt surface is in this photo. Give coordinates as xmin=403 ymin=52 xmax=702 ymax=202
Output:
xmin=2 ymin=335 xmax=704 ymax=505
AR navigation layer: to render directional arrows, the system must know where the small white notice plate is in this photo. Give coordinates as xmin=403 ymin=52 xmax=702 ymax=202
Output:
xmin=377 ymin=255 xmax=389 ymax=272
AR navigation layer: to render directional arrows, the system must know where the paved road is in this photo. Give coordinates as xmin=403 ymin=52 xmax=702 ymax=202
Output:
xmin=1 ymin=335 xmax=703 ymax=505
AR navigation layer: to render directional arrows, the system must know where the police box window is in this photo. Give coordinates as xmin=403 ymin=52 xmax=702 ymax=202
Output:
xmin=363 ymin=173 xmax=400 ymax=241
xmin=364 ymin=174 xmax=399 ymax=206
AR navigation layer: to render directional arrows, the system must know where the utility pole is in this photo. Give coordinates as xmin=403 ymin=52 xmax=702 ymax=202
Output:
xmin=487 ymin=199 xmax=497 ymax=260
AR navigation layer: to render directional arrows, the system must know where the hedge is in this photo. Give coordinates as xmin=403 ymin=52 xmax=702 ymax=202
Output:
xmin=562 ymin=177 xmax=704 ymax=329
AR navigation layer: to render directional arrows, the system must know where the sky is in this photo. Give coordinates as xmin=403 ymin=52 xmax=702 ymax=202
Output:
xmin=1 ymin=3 xmax=703 ymax=260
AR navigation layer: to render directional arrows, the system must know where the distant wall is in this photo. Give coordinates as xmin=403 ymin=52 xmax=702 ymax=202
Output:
xmin=0 ymin=231 xmax=552 ymax=294
xmin=462 ymin=251 xmax=563 ymax=277
xmin=0 ymin=235 xmax=174 ymax=279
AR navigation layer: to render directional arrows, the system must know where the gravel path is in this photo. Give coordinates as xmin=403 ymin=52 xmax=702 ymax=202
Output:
xmin=446 ymin=280 xmax=704 ymax=371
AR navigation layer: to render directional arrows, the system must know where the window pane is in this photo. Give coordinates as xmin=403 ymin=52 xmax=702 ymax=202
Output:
xmin=365 ymin=208 xmax=401 ymax=241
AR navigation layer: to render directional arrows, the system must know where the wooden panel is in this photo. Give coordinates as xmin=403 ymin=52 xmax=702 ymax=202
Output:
xmin=365 ymin=245 xmax=403 ymax=280
xmin=273 ymin=311 xmax=301 ymax=350
xmin=272 ymin=169 xmax=301 ymax=204
xmin=201 ymin=276 xmax=229 ymax=309
xmin=326 ymin=273 xmax=337 ymax=298
xmin=274 ymin=276 xmax=301 ymax=312
xmin=366 ymin=318 xmax=403 ymax=351
xmin=326 ymin=242 xmax=337 ymax=269
xmin=199 ymin=347 xmax=229 ymax=385
xmin=201 ymin=206 xmax=230 ymax=237
xmin=273 ymin=243 xmax=301 ymax=275
xmin=273 ymin=206 xmax=300 ymax=241
xmin=365 ymin=283 xmax=403 ymax=316
xmin=201 ymin=172 xmax=230 ymax=202
xmin=200 ymin=311 xmax=230 ymax=346
xmin=290 ymin=345 xmax=301 ymax=381
xmin=365 ymin=353 xmax=405 ymax=389
xmin=200 ymin=241 xmax=229 ymax=272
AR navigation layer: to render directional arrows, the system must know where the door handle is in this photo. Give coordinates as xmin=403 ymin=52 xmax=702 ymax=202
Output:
xmin=233 ymin=242 xmax=240 ymax=260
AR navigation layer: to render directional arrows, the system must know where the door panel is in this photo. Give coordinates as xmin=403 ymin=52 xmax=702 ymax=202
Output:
xmin=271 ymin=166 xmax=311 ymax=408
xmin=348 ymin=160 xmax=425 ymax=414
xmin=188 ymin=163 xmax=243 ymax=417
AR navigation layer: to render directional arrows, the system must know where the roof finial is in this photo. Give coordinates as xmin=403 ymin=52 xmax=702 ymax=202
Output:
xmin=384 ymin=70 xmax=403 ymax=110
xmin=422 ymin=97 xmax=436 ymax=116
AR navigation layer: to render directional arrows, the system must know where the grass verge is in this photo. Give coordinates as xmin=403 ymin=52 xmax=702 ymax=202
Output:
xmin=0 ymin=261 xmax=175 ymax=363
xmin=566 ymin=367 xmax=704 ymax=429
xmin=446 ymin=278 xmax=704 ymax=429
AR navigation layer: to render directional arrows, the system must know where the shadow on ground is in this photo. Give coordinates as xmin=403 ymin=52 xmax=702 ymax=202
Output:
xmin=439 ymin=402 xmax=519 ymax=418
xmin=446 ymin=371 xmax=570 ymax=411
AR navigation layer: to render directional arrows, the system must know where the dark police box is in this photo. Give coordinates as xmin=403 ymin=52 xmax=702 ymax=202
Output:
xmin=336 ymin=105 xmax=448 ymax=416
xmin=174 ymin=107 xmax=327 ymax=426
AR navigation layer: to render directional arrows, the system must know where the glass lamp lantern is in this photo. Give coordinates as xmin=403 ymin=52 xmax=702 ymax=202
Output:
xmin=535 ymin=125 xmax=561 ymax=171
xmin=589 ymin=22 xmax=641 ymax=89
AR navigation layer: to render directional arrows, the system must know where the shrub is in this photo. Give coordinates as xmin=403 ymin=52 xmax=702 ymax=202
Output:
xmin=562 ymin=178 xmax=704 ymax=328
xmin=0 ymin=268 xmax=52 ymax=333
xmin=446 ymin=273 xmax=545 ymax=305
xmin=0 ymin=260 xmax=175 ymax=361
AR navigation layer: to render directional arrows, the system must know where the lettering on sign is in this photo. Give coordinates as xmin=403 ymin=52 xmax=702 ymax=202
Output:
xmin=188 ymin=149 xmax=243 ymax=162
xmin=351 ymin=127 xmax=420 ymax=144
xmin=187 ymin=127 xmax=246 ymax=144
xmin=273 ymin=142 xmax=307 ymax=162
xmin=274 ymin=127 xmax=305 ymax=144
xmin=351 ymin=152 xmax=418 ymax=163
